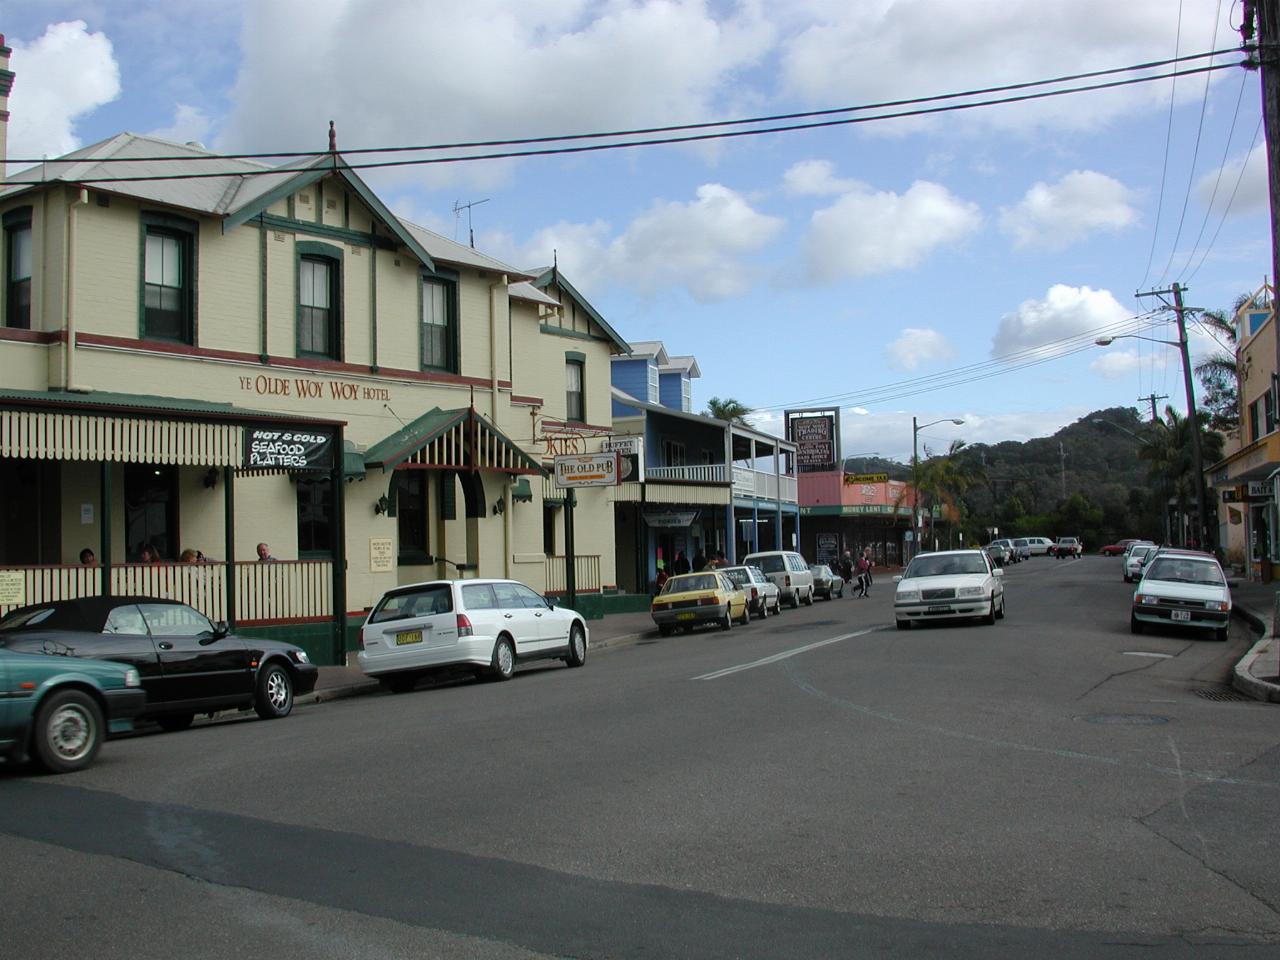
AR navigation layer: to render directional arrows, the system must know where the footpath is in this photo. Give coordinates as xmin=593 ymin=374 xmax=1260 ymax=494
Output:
xmin=302 ymin=573 xmax=1280 ymax=708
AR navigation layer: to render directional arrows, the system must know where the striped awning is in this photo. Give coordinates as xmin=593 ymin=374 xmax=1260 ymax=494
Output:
xmin=364 ymin=407 xmax=543 ymax=475
xmin=0 ymin=389 xmax=342 ymax=467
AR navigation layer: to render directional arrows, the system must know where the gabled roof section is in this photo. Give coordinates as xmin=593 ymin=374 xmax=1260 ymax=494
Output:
xmin=623 ymin=341 xmax=671 ymax=365
xmin=661 ymin=355 xmax=702 ymax=378
xmin=364 ymin=407 xmax=544 ymax=476
xmin=529 ymin=266 xmax=631 ymax=355
xmin=510 ymin=281 xmax=561 ymax=307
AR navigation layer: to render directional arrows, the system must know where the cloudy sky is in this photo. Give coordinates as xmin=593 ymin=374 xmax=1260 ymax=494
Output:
xmin=0 ymin=0 xmax=1270 ymax=460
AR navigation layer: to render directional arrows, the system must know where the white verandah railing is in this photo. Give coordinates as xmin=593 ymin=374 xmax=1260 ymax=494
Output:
xmin=732 ymin=467 xmax=799 ymax=503
xmin=544 ymin=555 xmax=602 ymax=595
xmin=0 ymin=560 xmax=333 ymax=624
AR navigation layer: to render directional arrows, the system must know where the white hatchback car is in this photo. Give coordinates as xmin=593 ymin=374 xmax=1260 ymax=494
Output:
xmin=894 ymin=549 xmax=1005 ymax=629
xmin=1131 ymin=550 xmax=1232 ymax=642
xmin=358 ymin=579 xmax=588 ymax=692
xmin=1123 ymin=544 xmax=1157 ymax=582
xmin=741 ymin=550 xmax=815 ymax=607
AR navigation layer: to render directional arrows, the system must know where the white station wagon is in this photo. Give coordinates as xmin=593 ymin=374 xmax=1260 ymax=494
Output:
xmin=894 ymin=549 xmax=1005 ymax=629
xmin=358 ymin=579 xmax=588 ymax=692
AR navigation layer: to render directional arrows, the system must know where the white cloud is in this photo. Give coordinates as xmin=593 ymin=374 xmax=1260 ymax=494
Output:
xmin=999 ymin=171 xmax=1138 ymax=250
xmin=1089 ymin=348 xmax=1142 ymax=380
xmin=221 ymin=0 xmax=774 ymax=186
xmin=804 ymin=179 xmax=982 ymax=281
xmin=991 ymin=284 xmax=1130 ymax=357
xmin=776 ymin=0 xmax=1233 ymax=135
xmin=146 ymin=104 xmax=214 ymax=146
xmin=507 ymin=183 xmax=784 ymax=302
xmin=833 ymin=408 xmax=1088 ymax=463
xmin=6 ymin=21 xmax=121 ymax=162
xmin=782 ymin=159 xmax=857 ymax=196
xmin=1196 ymin=142 xmax=1270 ymax=217
xmin=885 ymin=328 xmax=955 ymax=371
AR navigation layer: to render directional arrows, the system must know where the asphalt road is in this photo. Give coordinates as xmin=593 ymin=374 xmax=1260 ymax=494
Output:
xmin=3 ymin=556 xmax=1279 ymax=959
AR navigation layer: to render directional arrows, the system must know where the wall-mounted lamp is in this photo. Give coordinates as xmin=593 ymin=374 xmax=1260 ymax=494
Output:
xmin=492 ymin=498 xmax=506 ymax=516
xmin=374 ymin=495 xmax=391 ymax=515
xmin=202 ymin=468 xmax=219 ymax=489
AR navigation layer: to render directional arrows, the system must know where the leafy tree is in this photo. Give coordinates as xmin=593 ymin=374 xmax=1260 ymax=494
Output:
xmin=910 ymin=439 xmax=985 ymax=548
xmin=1194 ymin=293 xmax=1250 ymax=432
xmin=704 ymin=397 xmax=752 ymax=424
xmin=1137 ymin=406 xmax=1224 ymax=544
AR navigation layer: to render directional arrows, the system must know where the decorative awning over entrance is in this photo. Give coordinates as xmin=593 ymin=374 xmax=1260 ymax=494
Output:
xmin=363 ymin=406 xmax=544 ymax=475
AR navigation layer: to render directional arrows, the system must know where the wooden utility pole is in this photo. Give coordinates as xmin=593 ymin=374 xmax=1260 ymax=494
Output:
xmin=1138 ymin=393 xmax=1168 ymax=422
xmin=1242 ymin=1 xmax=1280 ymax=373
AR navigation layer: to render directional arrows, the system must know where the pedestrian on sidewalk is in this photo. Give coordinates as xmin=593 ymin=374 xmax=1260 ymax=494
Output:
xmin=854 ymin=551 xmax=870 ymax=598
xmin=861 ymin=546 xmax=874 ymax=597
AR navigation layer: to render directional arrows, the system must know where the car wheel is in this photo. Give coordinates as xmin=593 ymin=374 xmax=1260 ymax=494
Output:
xmin=756 ymin=599 xmax=768 ymax=620
xmin=803 ymin=588 xmax=814 ymax=606
xmin=996 ymin=594 xmax=1006 ymax=619
xmin=1130 ymin=614 xmax=1143 ymax=635
xmin=790 ymin=591 xmax=800 ymax=609
xmin=31 ymin=689 xmax=103 ymax=774
xmin=380 ymin=672 xmax=420 ymax=693
xmin=565 ymin=622 xmax=587 ymax=667
xmin=1213 ymin=626 xmax=1228 ymax=643
xmin=896 ymin=619 xmax=910 ymax=631
xmin=737 ymin=603 xmax=750 ymax=626
xmin=490 ymin=635 xmax=516 ymax=680
xmin=983 ymin=599 xmax=997 ymax=625
xmin=721 ymin=609 xmax=733 ymax=631
xmin=255 ymin=662 xmax=294 ymax=719
xmin=157 ymin=713 xmax=195 ymax=732
xmin=658 ymin=624 xmax=675 ymax=637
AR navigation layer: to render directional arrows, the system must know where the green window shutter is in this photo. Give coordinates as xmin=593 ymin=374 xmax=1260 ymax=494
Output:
xmin=439 ymin=471 xmax=457 ymax=520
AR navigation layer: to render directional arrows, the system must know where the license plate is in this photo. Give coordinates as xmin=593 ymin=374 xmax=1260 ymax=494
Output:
xmin=1171 ymin=610 xmax=1191 ymax=622
xmin=927 ymin=604 xmax=951 ymax=613
xmin=676 ymin=612 xmax=696 ymax=621
xmin=395 ymin=630 xmax=424 ymax=645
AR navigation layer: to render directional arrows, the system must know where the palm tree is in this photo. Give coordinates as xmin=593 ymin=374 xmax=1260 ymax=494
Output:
xmin=704 ymin=397 xmax=752 ymax=424
xmin=1139 ymin=406 xmax=1225 ymax=544
xmin=900 ymin=439 xmax=984 ymax=549
xmin=1194 ymin=293 xmax=1250 ymax=432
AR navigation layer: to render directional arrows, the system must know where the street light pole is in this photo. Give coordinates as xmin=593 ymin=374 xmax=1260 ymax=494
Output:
xmin=911 ymin=416 xmax=964 ymax=559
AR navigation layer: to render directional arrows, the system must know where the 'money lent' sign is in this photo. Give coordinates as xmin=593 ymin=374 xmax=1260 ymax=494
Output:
xmin=245 ymin=427 xmax=333 ymax=470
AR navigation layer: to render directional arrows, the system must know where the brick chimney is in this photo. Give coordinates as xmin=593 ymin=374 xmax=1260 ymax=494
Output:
xmin=0 ymin=35 xmax=12 ymax=183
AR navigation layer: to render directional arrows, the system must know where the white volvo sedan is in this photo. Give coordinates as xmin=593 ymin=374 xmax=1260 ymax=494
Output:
xmin=894 ymin=549 xmax=1005 ymax=630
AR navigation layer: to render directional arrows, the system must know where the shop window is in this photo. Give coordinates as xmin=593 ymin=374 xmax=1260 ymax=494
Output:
xmin=1266 ymin=389 xmax=1276 ymax=435
xmin=297 ymin=242 xmax=342 ymax=360
xmin=1249 ymin=400 xmax=1261 ymax=443
xmin=141 ymin=212 xmax=197 ymax=343
xmin=4 ymin=208 xmax=32 ymax=329
xmin=421 ymin=277 xmax=458 ymax=372
xmin=566 ymin=357 xmax=585 ymax=423
xmin=396 ymin=470 xmax=430 ymax=562
xmin=124 ymin=463 xmax=178 ymax=561
xmin=296 ymin=476 xmax=334 ymax=557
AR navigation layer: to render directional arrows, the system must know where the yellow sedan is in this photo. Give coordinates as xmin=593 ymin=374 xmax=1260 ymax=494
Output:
xmin=651 ymin=571 xmax=750 ymax=636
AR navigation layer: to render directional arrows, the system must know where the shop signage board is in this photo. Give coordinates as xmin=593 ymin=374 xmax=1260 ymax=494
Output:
xmin=554 ymin=452 xmax=621 ymax=488
xmin=369 ymin=538 xmax=395 ymax=573
xmin=244 ymin=426 xmax=333 ymax=470
xmin=844 ymin=472 xmax=888 ymax=484
xmin=791 ymin=415 xmax=837 ymax=470
xmin=1247 ymin=481 xmax=1272 ymax=500
xmin=0 ymin=570 xmax=25 ymax=607
xmin=602 ymin=436 xmax=644 ymax=483
xmin=817 ymin=532 xmax=839 ymax=563
xmin=643 ymin=510 xmax=700 ymax=528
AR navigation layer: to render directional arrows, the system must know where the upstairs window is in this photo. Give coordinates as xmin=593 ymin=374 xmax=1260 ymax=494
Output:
xmin=566 ymin=357 xmax=585 ymax=423
xmin=421 ymin=277 xmax=457 ymax=372
xmin=681 ymin=375 xmax=692 ymax=412
xmin=4 ymin=209 xmax=31 ymax=329
xmin=297 ymin=242 xmax=342 ymax=360
xmin=646 ymin=361 xmax=659 ymax=402
xmin=141 ymin=213 xmax=197 ymax=343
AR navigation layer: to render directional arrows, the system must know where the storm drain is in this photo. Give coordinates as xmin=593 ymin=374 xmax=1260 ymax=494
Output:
xmin=1192 ymin=687 xmax=1253 ymax=702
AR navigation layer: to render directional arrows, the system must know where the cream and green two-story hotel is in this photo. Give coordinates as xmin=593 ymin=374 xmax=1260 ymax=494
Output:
xmin=0 ymin=122 xmax=630 ymax=662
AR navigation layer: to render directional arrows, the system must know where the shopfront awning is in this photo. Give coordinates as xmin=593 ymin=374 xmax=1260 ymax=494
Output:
xmin=363 ymin=406 xmax=544 ymax=475
xmin=1207 ymin=432 xmax=1280 ymax=485
xmin=0 ymin=388 xmax=343 ymax=467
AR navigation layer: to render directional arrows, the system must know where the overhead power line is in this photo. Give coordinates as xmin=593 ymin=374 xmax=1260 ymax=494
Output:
xmin=0 ymin=60 xmax=1244 ymax=187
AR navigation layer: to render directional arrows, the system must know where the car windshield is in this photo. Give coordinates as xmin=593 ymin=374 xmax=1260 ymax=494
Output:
xmin=1013 ymin=539 xmax=1027 ymax=546
xmin=722 ymin=568 xmax=749 ymax=586
xmin=663 ymin=574 xmax=720 ymax=594
xmin=0 ymin=607 xmax=57 ymax=631
xmin=1144 ymin=558 xmax=1225 ymax=585
xmin=370 ymin=585 xmax=453 ymax=623
xmin=751 ymin=555 xmax=785 ymax=573
xmin=904 ymin=554 xmax=988 ymax=578
xmin=1130 ymin=547 xmax=1153 ymax=562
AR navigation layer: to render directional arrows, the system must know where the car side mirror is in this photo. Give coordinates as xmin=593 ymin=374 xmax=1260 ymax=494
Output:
xmin=993 ymin=568 xmax=1005 ymax=577
xmin=893 ymin=575 xmax=903 ymax=582
xmin=212 ymin=620 xmax=229 ymax=639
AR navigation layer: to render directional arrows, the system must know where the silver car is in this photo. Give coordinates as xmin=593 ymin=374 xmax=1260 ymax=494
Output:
xmin=358 ymin=579 xmax=588 ymax=692
xmin=721 ymin=565 xmax=781 ymax=618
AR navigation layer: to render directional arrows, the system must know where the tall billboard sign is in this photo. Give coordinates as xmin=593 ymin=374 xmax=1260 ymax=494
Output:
xmin=786 ymin=408 xmax=840 ymax=473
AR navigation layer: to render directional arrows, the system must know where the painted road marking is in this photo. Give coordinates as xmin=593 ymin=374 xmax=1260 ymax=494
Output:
xmin=692 ymin=626 xmax=880 ymax=680
xmin=1122 ymin=651 xmax=1174 ymax=659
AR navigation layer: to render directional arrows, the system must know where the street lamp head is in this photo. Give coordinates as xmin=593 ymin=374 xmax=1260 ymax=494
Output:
xmin=1095 ymin=337 xmax=1115 ymax=346
xmin=950 ymin=419 xmax=965 ymax=425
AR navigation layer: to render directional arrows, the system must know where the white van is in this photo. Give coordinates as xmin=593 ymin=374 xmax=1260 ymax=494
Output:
xmin=741 ymin=550 xmax=815 ymax=608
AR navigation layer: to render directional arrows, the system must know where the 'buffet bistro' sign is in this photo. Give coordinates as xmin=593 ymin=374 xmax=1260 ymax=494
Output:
xmin=245 ymin=426 xmax=334 ymax=470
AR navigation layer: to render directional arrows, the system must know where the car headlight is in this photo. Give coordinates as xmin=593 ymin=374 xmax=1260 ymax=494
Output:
xmin=291 ymin=650 xmax=310 ymax=664
xmin=957 ymin=586 xmax=985 ymax=598
xmin=1205 ymin=600 xmax=1229 ymax=611
xmin=896 ymin=590 xmax=921 ymax=603
xmin=1136 ymin=594 xmax=1159 ymax=605
xmin=124 ymin=668 xmax=141 ymax=688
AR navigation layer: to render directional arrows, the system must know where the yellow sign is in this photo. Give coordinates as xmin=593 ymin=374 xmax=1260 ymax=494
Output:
xmin=369 ymin=537 xmax=395 ymax=573
xmin=844 ymin=472 xmax=889 ymax=485
xmin=0 ymin=570 xmax=26 ymax=606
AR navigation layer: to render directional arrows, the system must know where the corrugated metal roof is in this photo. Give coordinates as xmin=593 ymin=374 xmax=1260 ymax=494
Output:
xmin=661 ymin=355 xmax=702 ymax=378
xmin=510 ymin=281 xmax=560 ymax=306
xmin=397 ymin=219 xmax=532 ymax=279
xmin=0 ymin=388 xmax=344 ymax=425
xmin=620 ymin=340 xmax=670 ymax=363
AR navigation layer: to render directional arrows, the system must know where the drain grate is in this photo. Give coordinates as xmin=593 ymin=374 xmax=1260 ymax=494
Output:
xmin=1193 ymin=687 xmax=1253 ymax=702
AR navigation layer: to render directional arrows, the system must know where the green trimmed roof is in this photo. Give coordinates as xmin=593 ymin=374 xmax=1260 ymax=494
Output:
xmin=0 ymin=388 xmax=344 ymax=426
xmin=529 ymin=267 xmax=631 ymax=354
xmin=363 ymin=407 xmax=545 ymax=475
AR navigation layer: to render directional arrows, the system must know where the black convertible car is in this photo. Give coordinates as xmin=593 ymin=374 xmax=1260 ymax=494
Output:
xmin=0 ymin=597 xmax=317 ymax=731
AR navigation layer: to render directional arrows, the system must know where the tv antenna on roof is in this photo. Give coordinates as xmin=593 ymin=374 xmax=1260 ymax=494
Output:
xmin=452 ymin=198 xmax=489 ymax=248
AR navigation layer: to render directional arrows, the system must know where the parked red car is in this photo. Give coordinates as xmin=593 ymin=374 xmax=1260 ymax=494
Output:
xmin=1099 ymin=539 xmax=1137 ymax=556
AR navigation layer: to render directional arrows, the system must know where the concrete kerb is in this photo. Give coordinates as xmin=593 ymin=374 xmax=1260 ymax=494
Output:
xmin=1230 ymin=600 xmax=1280 ymax=704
